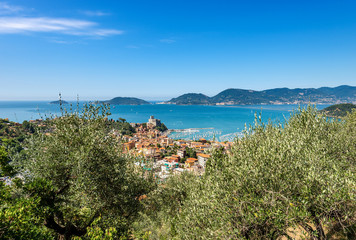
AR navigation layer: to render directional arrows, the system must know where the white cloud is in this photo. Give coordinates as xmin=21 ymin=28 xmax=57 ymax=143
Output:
xmin=80 ymin=10 xmax=110 ymax=17
xmin=88 ymin=29 xmax=123 ymax=36
xmin=0 ymin=17 xmax=93 ymax=33
xmin=48 ymin=38 xmax=79 ymax=44
xmin=0 ymin=17 xmax=123 ymax=37
xmin=160 ymin=38 xmax=176 ymax=44
xmin=0 ymin=2 xmax=23 ymax=15
xmin=0 ymin=2 xmax=122 ymax=39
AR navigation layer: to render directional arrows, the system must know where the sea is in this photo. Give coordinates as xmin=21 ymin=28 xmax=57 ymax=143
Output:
xmin=0 ymin=101 xmax=329 ymax=142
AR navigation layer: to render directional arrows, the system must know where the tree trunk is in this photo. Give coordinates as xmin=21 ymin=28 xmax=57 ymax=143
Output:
xmin=57 ymin=223 xmax=86 ymax=240
xmin=314 ymin=218 xmax=326 ymax=240
xmin=301 ymin=223 xmax=318 ymax=240
xmin=310 ymin=209 xmax=326 ymax=240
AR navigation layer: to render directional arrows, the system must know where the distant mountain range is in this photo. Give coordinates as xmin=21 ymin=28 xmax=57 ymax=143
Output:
xmin=101 ymin=97 xmax=151 ymax=105
xmin=164 ymin=85 xmax=356 ymax=105
xmin=97 ymin=85 xmax=356 ymax=106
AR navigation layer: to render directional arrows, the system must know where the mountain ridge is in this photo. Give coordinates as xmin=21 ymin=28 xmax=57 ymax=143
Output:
xmin=165 ymin=85 xmax=356 ymax=105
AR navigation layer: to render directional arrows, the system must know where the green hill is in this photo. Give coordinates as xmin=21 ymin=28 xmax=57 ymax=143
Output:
xmin=102 ymin=97 xmax=150 ymax=105
xmin=167 ymin=93 xmax=211 ymax=105
xmin=320 ymin=103 xmax=356 ymax=117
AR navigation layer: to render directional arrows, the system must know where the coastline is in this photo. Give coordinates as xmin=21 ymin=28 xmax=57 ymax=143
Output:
xmin=0 ymin=102 xmax=329 ymax=141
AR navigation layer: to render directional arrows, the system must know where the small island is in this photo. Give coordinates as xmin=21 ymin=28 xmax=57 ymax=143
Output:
xmin=101 ymin=97 xmax=151 ymax=105
xmin=320 ymin=103 xmax=356 ymax=118
xmin=50 ymin=100 xmax=69 ymax=105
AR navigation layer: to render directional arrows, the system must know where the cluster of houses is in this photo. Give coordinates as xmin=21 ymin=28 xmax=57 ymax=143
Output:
xmin=120 ymin=116 xmax=234 ymax=180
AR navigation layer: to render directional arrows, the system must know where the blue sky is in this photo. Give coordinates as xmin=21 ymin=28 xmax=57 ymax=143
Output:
xmin=0 ymin=0 xmax=356 ymax=101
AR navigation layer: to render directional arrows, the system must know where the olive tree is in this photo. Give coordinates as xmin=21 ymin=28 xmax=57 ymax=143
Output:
xmin=20 ymin=104 xmax=154 ymax=239
xmin=142 ymin=107 xmax=355 ymax=239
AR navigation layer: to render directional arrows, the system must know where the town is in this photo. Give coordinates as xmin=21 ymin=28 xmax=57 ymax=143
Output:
xmin=119 ymin=116 xmax=234 ymax=180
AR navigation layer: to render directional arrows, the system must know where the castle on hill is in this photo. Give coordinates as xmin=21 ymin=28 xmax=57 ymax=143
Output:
xmin=147 ymin=116 xmax=161 ymax=128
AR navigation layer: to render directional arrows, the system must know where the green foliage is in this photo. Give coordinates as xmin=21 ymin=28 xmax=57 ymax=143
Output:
xmin=1 ymin=137 xmax=23 ymax=154
xmin=22 ymin=120 xmax=36 ymax=133
xmin=179 ymin=147 xmax=197 ymax=163
xmin=138 ymin=106 xmax=356 ymax=239
xmin=17 ymin=104 xmax=154 ymax=239
xmin=106 ymin=119 xmax=136 ymax=136
xmin=0 ymin=146 xmax=15 ymax=177
xmin=118 ymin=122 xmax=136 ymax=136
xmin=0 ymin=118 xmax=37 ymax=155
xmin=185 ymin=147 xmax=196 ymax=159
xmin=0 ymin=119 xmax=28 ymax=141
xmin=133 ymin=172 xmax=198 ymax=239
xmin=72 ymin=217 xmax=118 ymax=240
xmin=155 ymin=123 xmax=168 ymax=132
xmin=0 ymin=181 xmax=54 ymax=239
xmin=119 ymin=117 xmax=127 ymax=123
xmin=320 ymin=103 xmax=356 ymax=118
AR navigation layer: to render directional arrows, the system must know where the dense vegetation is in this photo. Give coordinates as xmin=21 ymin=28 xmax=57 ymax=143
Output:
xmin=155 ymin=123 xmax=168 ymax=132
xmin=0 ymin=118 xmax=37 ymax=154
xmin=320 ymin=103 xmax=356 ymax=118
xmin=166 ymin=85 xmax=356 ymax=105
xmin=106 ymin=118 xmax=136 ymax=136
xmin=1 ymin=106 xmax=355 ymax=239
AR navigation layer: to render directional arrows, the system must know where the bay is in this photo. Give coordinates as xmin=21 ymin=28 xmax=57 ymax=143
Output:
xmin=0 ymin=101 xmax=329 ymax=141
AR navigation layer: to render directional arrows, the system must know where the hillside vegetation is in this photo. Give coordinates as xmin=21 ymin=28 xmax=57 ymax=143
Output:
xmin=320 ymin=103 xmax=356 ymax=118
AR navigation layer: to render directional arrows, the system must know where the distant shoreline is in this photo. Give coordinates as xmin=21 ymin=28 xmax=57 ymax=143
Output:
xmin=0 ymin=103 xmax=331 ymax=141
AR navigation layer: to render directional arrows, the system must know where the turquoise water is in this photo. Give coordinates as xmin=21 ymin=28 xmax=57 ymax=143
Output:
xmin=0 ymin=101 xmax=329 ymax=141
